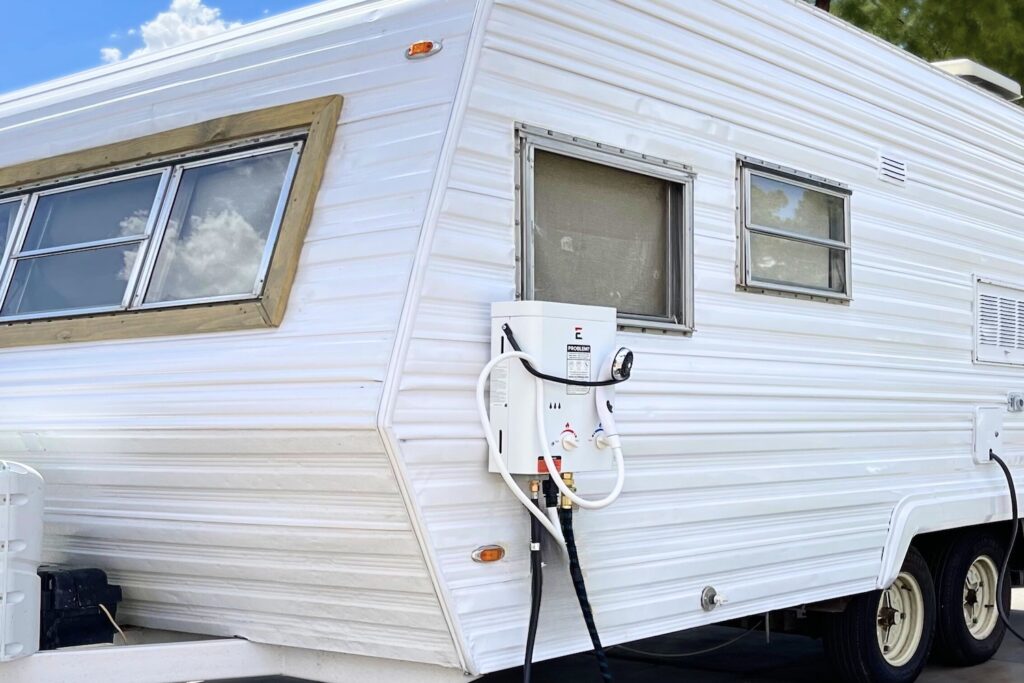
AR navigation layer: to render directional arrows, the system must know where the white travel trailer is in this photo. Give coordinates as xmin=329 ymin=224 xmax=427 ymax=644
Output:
xmin=1 ymin=0 xmax=1023 ymax=682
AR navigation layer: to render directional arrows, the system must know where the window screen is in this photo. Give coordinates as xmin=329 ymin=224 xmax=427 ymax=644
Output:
xmin=739 ymin=161 xmax=851 ymax=300
xmin=533 ymin=151 xmax=670 ymax=317
xmin=520 ymin=128 xmax=693 ymax=329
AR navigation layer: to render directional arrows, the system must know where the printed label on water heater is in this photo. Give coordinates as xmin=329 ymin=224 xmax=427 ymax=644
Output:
xmin=566 ymin=344 xmax=591 ymax=395
xmin=490 ymin=363 xmax=508 ymax=405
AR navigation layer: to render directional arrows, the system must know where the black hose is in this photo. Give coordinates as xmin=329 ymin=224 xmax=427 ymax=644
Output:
xmin=989 ymin=451 xmax=1024 ymax=644
xmin=558 ymin=506 xmax=614 ymax=682
xmin=523 ymin=496 xmax=544 ymax=683
xmin=502 ymin=324 xmax=625 ymax=387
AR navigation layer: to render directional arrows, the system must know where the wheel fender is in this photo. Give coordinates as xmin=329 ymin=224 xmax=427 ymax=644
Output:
xmin=878 ymin=488 xmax=1010 ymax=589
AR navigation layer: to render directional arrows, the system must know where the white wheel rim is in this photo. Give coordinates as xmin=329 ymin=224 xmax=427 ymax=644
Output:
xmin=963 ymin=555 xmax=1000 ymax=641
xmin=877 ymin=572 xmax=925 ymax=667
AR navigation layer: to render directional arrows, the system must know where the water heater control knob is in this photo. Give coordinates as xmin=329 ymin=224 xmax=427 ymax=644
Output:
xmin=560 ymin=431 xmax=579 ymax=451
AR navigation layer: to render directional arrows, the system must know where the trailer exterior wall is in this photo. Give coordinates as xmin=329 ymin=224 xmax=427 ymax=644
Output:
xmin=390 ymin=0 xmax=1024 ymax=673
xmin=0 ymin=0 xmax=477 ymax=667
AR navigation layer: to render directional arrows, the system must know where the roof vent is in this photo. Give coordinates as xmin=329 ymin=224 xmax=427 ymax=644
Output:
xmin=932 ymin=59 xmax=1022 ymax=102
xmin=878 ymin=154 xmax=907 ymax=185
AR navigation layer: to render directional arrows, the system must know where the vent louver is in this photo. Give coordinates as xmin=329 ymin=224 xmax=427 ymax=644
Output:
xmin=878 ymin=154 xmax=907 ymax=185
xmin=976 ymin=279 xmax=1024 ymax=365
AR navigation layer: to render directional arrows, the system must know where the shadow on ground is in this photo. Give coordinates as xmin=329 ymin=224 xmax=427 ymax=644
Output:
xmin=208 ymin=612 xmax=1024 ymax=683
xmin=481 ymin=612 xmax=1024 ymax=683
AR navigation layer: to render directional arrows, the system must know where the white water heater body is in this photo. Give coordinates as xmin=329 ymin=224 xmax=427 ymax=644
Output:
xmin=489 ymin=301 xmax=618 ymax=475
xmin=0 ymin=461 xmax=44 ymax=663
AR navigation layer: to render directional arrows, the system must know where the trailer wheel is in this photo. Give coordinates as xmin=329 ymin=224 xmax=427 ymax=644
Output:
xmin=932 ymin=530 xmax=1008 ymax=666
xmin=824 ymin=547 xmax=935 ymax=683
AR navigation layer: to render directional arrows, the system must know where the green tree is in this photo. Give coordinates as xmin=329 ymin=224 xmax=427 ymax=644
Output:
xmin=831 ymin=0 xmax=1024 ymax=88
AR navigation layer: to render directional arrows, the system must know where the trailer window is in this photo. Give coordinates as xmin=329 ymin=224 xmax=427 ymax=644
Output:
xmin=1 ymin=173 xmax=165 ymax=318
xmin=518 ymin=125 xmax=694 ymax=331
xmin=0 ymin=96 xmax=341 ymax=348
xmin=738 ymin=159 xmax=851 ymax=301
xmin=0 ymin=142 xmax=301 ymax=322
xmin=144 ymin=148 xmax=295 ymax=305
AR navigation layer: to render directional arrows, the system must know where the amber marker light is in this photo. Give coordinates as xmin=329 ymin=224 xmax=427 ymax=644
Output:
xmin=406 ymin=40 xmax=442 ymax=59
xmin=471 ymin=545 xmax=506 ymax=563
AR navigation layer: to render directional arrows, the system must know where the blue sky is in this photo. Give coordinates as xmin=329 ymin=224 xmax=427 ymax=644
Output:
xmin=0 ymin=0 xmax=316 ymax=94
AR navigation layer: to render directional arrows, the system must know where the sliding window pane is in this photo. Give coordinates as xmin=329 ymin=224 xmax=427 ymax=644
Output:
xmin=749 ymin=174 xmax=845 ymax=242
xmin=749 ymin=233 xmax=846 ymax=293
xmin=1 ymin=245 xmax=139 ymax=317
xmin=22 ymin=174 xmax=161 ymax=252
xmin=0 ymin=200 xmax=20 ymax=254
xmin=145 ymin=149 xmax=293 ymax=304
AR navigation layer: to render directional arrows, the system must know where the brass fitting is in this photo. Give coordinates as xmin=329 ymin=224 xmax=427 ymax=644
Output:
xmin=529 ymin=479 xmax=540 ymax=498
xmin=560 ymin=472 xmax=575 ymax=509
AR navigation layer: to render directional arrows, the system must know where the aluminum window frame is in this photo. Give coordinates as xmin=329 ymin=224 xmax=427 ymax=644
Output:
xmin=131 ymin=141 xmax=303 ymax=310
xmin=0 ymin=139 xmax=303 ymax=323
xmin=516 ymin=124 xmax=696 ymax=333
xmin=737 ymin=156 xmax=853 ymax=303
xmin=0 ymin=196 xmax=28 ymax=278
xmin=0 ymin=128 xmax=304 ymax=199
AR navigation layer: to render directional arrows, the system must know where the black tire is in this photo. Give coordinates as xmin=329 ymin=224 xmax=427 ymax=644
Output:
xmin=824 ymin=546 xmax=936 ymax=683
xmin=932 ymin=530 xmax=1008 ymax=667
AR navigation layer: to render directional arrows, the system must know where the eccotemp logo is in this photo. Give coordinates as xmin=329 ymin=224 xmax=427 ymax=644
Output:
xmin=574 ymin=326 xmax=583 ymax=340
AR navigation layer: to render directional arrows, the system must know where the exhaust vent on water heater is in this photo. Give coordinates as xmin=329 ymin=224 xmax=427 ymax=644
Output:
xmin=932 ymin=58 xmax=1023 ymax=102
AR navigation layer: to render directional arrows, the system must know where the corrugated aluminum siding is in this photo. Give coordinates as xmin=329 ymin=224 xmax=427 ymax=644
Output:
xmin=392 ymin=0 xmax=1024 ymax=673
xmin=0 ymin=0 xmax=476 ymax=666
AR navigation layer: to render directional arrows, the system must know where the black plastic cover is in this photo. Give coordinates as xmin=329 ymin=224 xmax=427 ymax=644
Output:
xmin=38 ymin=567 xmax=123 ymax=650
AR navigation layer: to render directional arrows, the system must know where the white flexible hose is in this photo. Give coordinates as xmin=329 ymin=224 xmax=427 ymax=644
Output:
xmin=478 ymin=347 xmax=628 ymax=543
xmin=477 ymin=351 xmax=566 ymax=545
xmin=534 ymin=368 xmax=625 ymax=510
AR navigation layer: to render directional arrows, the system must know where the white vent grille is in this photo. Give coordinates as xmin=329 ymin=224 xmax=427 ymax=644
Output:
xmin=976 ymin=279 xmax=1024 ymax=365
xmin=878 ymin=154 xmax=908 ymax=185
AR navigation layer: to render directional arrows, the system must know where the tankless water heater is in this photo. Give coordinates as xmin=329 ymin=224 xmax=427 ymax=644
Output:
xmin=488 ymin=301 xmax=619 ymax=475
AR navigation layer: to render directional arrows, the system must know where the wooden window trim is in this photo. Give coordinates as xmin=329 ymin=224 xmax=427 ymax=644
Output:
xmin=0 ymin=95 xmax=342 ymax=349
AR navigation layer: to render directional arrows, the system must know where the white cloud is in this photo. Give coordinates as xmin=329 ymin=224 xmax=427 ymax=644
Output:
xmin=101 ymin=0 xmax=242 ymax=64
xmin=100 ymin=47 xmax=123 ymax=64
xmin=148 ymin=209 xmax=267 ymax=301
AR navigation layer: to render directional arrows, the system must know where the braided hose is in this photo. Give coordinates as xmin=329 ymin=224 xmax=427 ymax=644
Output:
xmin=559 ymin=506 xmax=614 ymax=682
